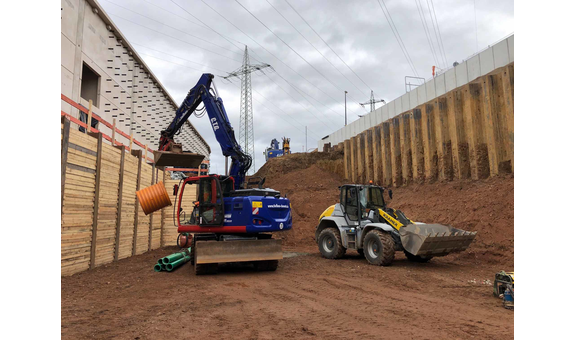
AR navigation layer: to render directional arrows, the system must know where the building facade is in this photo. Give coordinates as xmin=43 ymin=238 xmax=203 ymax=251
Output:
xmin=61 ymin=0 xmax=210 ymax=162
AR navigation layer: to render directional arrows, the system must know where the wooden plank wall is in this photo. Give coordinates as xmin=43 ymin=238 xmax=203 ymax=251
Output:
xmin=62 ymin=129 xmax=98 ymax=276
xmin=61 ymin=125 xmax=171 ymax=276
xmin=135 ymin=162 xmax=153 ymax=255
xmin=341 ymin=64 xmax=514 ymax=187
xmin=93 ymin=142 xmax=122 ymax=267
xmin=117 ymin=149 xmax=138 ymax=260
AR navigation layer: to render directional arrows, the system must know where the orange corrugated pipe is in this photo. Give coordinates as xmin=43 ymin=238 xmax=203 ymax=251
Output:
xmin=136 ymin=182 xmax=172 ymax=215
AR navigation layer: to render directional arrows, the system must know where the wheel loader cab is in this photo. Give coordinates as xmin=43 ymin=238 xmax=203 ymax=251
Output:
xmin=339 ymin=185 xmax=387 ymax=223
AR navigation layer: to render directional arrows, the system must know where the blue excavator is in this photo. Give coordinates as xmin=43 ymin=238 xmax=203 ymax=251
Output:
xmin=150 ymin=73 xmax=292 ymax=275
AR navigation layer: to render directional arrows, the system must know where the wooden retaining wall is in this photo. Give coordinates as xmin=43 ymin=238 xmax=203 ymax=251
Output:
xmin=342 ymin=64 xmax=514 ymax=186
xmin=61 ymin=120 xmax=177 ymax=276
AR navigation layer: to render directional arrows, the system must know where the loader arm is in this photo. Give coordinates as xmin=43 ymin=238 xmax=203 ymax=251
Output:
xmin=377 ymin=208 xmax=413 ymax=230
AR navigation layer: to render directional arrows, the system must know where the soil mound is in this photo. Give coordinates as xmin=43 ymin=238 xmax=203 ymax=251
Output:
xmin=254 ymin=150 xmax=344 ymax=179
xmin=391 ymin=175 xmax=514 ymax=267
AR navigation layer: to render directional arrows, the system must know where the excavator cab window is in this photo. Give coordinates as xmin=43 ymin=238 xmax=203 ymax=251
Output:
xmin=198 ymin=177 xmax=224 ymax=226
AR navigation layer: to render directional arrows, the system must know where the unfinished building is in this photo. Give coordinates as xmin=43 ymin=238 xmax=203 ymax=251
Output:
xmin=61 ymin=0 xmax=210 ymax=160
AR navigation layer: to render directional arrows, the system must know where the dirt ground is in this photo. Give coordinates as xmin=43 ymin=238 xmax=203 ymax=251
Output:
xmin=62 ymin=153 xmax=514 ymax=339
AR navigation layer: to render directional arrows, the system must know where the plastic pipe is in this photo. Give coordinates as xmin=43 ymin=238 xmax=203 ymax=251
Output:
xmin=166 ymin=255 xmax=192 ymax=271
xmin=136 ymin=182 xmax=172 ymax=215
xmin=154 ymin=264 xmax=162 ymax=272
xmin=162 ymin=247 xmax=192 ymax=264
xmin=162 ymin=252 xmax=186 ymax=264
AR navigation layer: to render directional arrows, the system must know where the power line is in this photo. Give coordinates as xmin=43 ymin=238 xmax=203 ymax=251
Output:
xmin=427 ymin=0 xmax=449 ymax=68
xmin=415 ymin=0 xmax=441 ymax=69
xmin=108 ymin=13 xmax=243 ymax=62
xmin=199 ymin=0 xmax=363 ymax=117
xmin=266 ymin=0 xmax=369 ymax=98
xmin=429 ymin=0 xmax=449 ymax=67
xmin=133 ymin=43 xmax=231 ymax=73
xmin=138 ymin=0 xmax=269 ymax=65
xmin=261 ymin=72 xmax=343 ymax=130
xmin=425 ymin=0 xmax=447 ymax=68
xmin=375 ymin=0 xmax=420 ymax=77
xmin=231 ymin=81 xmax=324 ymax=140
xmin=168 ymin=0 xmax=268 ymax=64
xmin=234 ymin=0 xmax=367 ymax=114
xmin=131 ymin=47 xmax=323 ymax=139
xmin=102 ymin=0 xmax=244 ymax=58
xmin=283 ymin=0 xmax=374 ymax=95
xmin=134 ymin=1 xmax=343 ymax=130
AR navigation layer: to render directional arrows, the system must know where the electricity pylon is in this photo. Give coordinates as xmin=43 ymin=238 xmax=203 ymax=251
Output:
xmin=223 ymin=46 xmax=271 ymax=175
xmin=359 ymin=90 xmax=386 ymax=113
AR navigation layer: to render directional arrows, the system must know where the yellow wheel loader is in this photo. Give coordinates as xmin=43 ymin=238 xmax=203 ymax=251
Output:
xmin=315 ymin=184 xmax=477 ymax=266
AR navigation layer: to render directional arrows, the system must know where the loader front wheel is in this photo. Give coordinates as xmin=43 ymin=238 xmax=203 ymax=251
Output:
xmin=363 ymin=230 xmax=395 ymax=266
xmin=318 ymin=228 xmax=345 ymax=259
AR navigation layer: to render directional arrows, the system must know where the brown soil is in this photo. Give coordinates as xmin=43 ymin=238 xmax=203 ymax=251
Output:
xmin=62 ymin=152 xmax=514 ymax=339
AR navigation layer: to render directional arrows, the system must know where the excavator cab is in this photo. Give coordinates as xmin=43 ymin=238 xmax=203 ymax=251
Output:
xmin=178 ymin=175 xmax=224 ymax=227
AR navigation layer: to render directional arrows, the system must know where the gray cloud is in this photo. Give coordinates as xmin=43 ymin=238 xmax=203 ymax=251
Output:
xmin=100 ymin=0 xmax=513 ymax=174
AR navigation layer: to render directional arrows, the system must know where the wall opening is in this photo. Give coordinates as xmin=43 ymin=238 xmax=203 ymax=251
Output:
xmin=79 ymin=63 xmax=100 ymax=132
xmin=80 ymin=63 xmax=100 ymax=107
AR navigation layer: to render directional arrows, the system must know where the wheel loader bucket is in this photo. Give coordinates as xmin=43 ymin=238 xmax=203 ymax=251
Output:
xmin=399 ymin=223 xmax=477 ymax=257
xmin=195 ymin=239 xmax=283 ymax=265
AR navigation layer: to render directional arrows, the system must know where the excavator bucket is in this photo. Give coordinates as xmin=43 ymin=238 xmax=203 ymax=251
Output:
xmin=195 ymin=239 xmax=283 ymax=265
xmin=399 ymin=223 xmax=477 ymax=257
xmin=153 ymin=150 xmax=205 ymax=168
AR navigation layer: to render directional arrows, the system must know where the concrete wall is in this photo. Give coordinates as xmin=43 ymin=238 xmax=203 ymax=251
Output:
xmin=61 ymin=0 xmax=210 ymax=159
xmin=337 ymin=64 xmax=514 ymax=186
xmin=319 ymin=34 xmax=514 ymax=150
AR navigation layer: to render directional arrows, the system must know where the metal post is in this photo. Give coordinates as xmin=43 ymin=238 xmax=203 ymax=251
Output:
xmin=225 ymin=156 xmax=229 ymax=176
xmin=344 ymin=91 xmax=348 ymax=126
xmin=305 ymin=126 xmax=307 ymax=153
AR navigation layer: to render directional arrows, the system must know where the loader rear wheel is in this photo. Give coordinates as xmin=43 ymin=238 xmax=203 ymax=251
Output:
xmin=254 ymin=260 xmax=279 ymax=271
xmin=318 ymin=228 xmax=345 ymax=259
xmin=404 ymin=251 xmax=432 ymax=263
xmin=363 ymin=230 xmax=395 ymax=266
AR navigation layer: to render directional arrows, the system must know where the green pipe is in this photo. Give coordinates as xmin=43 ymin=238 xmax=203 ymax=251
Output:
xmin=158 ymin=258 xmax=164 ymax=265
xmin=161 ymin=264 xmax=167 ymax=271
xmin=166 ymin=255 xmax=192 ymax=271
xmin=153 ymin=264 xmax=162 ymax=272
xmin=162 ymin=247 xmax=192 ymax=264
xmin=162 ymin=252 xmax=185 ymax=264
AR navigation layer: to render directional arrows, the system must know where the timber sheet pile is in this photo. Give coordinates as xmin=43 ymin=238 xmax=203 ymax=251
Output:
xmin=61 ymin=120 xmax=174 ymax=276
xmin=62 ymin=129 xmax=98 ymax=276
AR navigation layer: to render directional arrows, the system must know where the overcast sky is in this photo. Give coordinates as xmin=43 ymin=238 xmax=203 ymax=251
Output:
xmin=99 ymin=0 xmax=514 ymax=175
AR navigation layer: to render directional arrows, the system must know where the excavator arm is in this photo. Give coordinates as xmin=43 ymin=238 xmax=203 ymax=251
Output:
xmin=158 ymin=73 xmax=252 ymax=190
